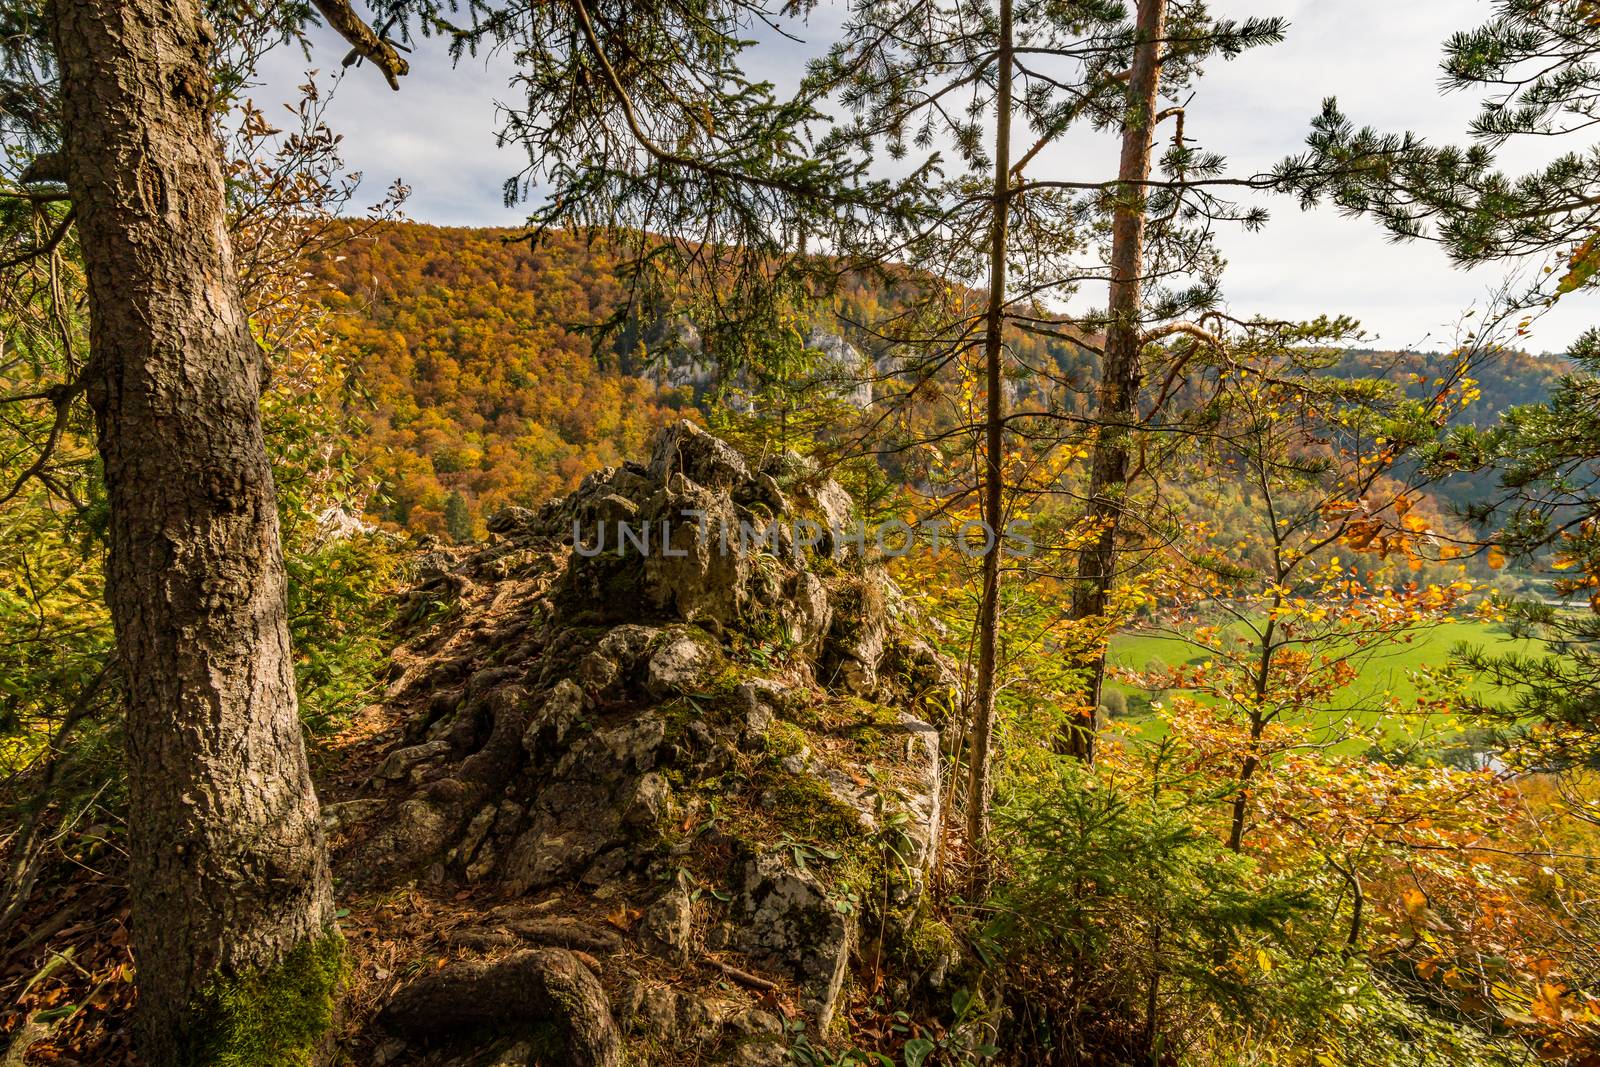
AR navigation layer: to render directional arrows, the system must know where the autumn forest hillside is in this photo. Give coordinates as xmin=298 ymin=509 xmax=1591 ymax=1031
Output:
xmin=315 ymin=223 xmax=1570 ymax=541
xmin=313 ymin=224 xmax=685 ymax=534
xmin=26 ymin=0 xmax=1600 ymax=1062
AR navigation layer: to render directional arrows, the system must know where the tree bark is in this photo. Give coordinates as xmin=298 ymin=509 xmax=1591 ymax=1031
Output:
xmin=966 ymin=0 xmax=1014 ymax=888
xmin=1066 ymin=0 xmax=1168 ymax=763
xmin=47 ymin=0 xmax=335 ymax=1057
xmin=1227 ymin=590 xmax=1279 ymax=852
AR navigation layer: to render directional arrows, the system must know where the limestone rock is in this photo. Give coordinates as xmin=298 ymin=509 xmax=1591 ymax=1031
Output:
xmin=735 ymin=853 xmax=852 ymax=1028
xmin=522 ymin=679 xmax=585 ymax=756
xmin=639 ymin=879 xmax=694 ymax=963
xmin=646 ymin=630 xmax=713 ymax=697
xmin=485 ymin=505 xmax=537 ymax=535
xmin=338 ymin=421 xmax=959 ymax=1063
xmin=735 ymin=679 xmax=784 ymax=740
xmin=581 ymin=847 xmax=629 ymax=887
xmin=728 ymin=1007 xmax=783 ymax=1037
xmin=578 ymin=624 xmax=660 ymax=692
xmin=898 ymin=716 xmax=944 ymax=872
xmin=641 ymin=479 xmax=748 ymax=629
xmin=648 ymin=418 xmax=750 ymax=490
xmin=675 ymin=994 xmax=730 ymax=1047
xmin=781 ymin=570 xmax=832 ymax=649
xmin=890 ymin=635 xmax=963 ymax=714
xmin=823 ymin=571 xmax=890 ymax=694
xmin=810 ymin=480 xmax=855 ymax=545
xmin=601 ymin=714 xmax=667 ymax=773
xmin=350 ymin=794 xmax=462 ymax=883
xmin=626 ymin=771 xmax=671 ymax=829
xmin=720 ymin=1039 xmax=790 ymax=1067
xmin=415 ymin=549 xmax=465 ymax=581
xmin=617 ymin=980 xmax=681 ymax=1038
xmin=593 ymin=492 xmax=640 ymax=525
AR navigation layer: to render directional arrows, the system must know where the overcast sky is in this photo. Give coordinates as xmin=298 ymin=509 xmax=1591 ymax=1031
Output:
xmin=256 ymin=0 xmax=1599 ymax=353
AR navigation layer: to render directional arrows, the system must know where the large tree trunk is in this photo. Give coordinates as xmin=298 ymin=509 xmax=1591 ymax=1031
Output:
xmin=1066 ymin=0 xmax=1168 ymax=763
xmin=966 ymin=0 xmax=1014 ymax=887
xmin=48 ymin=0 xmax=335 ymax=1057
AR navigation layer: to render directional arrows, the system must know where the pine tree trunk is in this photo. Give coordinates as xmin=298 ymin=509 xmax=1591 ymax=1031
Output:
xmin=966 ymin=0 xmax=1014 ymax=887
xmin=1066 ymin=0 xmax=1168 ymax=763
xmin=47 ymin=0 xmax=335 ymax=1057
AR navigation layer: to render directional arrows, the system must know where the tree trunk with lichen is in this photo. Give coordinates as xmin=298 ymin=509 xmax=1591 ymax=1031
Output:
xmin=46 ymin=0 xmax=336 ymax=1059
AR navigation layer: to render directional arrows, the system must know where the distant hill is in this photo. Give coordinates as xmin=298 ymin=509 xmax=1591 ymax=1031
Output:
xmin=311 ymin=222 xmax=1566 ymax=537
xmin=1330 ymin=347 xmax=1568 ymax=427
xmin=312 ymin=224 xmax=687 ymax=536
xmin=310 ymin=222 xmax=1095 ymax=535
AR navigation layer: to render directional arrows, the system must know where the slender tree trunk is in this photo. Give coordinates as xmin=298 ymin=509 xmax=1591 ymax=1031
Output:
xmin=1143 ymin=925 xmax=1162 ymax=1060
xmin=1067 ymin=0 xmax=1168 ymax=762
xmin=1225 ymin=738 xmax=1261 ymax=852
xmin=966 ymin=0 xmax=1014 ymax=887
xmin=1227 ymin=607 xmax=1277 ymax=852
xmin=48 ymin=0 xmax=335 ymax=1057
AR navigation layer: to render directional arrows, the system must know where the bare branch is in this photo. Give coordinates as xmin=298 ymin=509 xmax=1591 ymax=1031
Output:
xmin=0 ymin=209 xmax=75 ymax=272
xmin=19 ymin=151 xmax=64 ymax=185
xmin=1141 ymin=320 xmax=1222 ymax=347
xmin=310 ymin=0 xmax=409 ymax=90
xmin=0 ymin=377 xmax=87 ymax=508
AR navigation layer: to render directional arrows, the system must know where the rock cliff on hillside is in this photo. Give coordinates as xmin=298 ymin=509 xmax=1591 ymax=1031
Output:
xmin=327 ymin=421 xmax=962 ymax=1067
xmin=638 ymin=327 xmax=881 ymax=412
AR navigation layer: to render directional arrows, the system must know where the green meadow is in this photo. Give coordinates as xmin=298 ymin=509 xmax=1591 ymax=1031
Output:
xmin=1104 ymin=617 xmax=1553 ymax=748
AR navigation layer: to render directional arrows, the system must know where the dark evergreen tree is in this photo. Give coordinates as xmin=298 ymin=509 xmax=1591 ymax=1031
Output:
xmin=1443 ymin=329 xmax=1600 ymax=762
xmin=443 ymin=489 xmax=474 ymax=544
xmin=1275 ymin=0 xmax=1600 ymax=280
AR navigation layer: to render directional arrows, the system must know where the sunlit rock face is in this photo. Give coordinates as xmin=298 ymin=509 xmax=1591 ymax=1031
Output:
xmin=332 ymin=421 xmax=959 ymax=1065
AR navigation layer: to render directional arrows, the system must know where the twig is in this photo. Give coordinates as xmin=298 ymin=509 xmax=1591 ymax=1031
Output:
xmin=706 ymin=956 xmax=778 ymax=991
xmin=0 ymin=208 xmax=75 ymax=272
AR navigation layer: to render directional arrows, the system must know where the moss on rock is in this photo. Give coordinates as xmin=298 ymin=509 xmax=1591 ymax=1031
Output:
xmin=761 ymin=768 xmax=868 ymax=846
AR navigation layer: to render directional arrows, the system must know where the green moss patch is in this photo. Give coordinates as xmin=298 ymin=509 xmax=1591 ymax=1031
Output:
xmin=756 ymin=768 xmax=869 ymax=847
xmin=181 ymin=930 xmax=344 ymax=1067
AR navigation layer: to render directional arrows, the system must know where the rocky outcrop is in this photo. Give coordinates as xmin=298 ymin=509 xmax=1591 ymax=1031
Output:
xmin=805 ymin=327 xmax=874 ymax=410
xmin=331 ymin=421 xmax=958 ymax=1066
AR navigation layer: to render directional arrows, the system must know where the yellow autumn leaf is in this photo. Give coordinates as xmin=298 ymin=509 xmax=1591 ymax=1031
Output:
xmin=1534 ymin=982 xmax=1568 ymax=1023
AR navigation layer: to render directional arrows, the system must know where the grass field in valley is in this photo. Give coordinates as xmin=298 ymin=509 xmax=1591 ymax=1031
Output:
xmin=1104 ymin=618 xmax=1553 ymax=751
